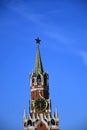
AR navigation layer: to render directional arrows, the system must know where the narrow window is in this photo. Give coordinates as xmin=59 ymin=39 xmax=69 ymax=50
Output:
xmin=37 ymin=75 xmax=41 ymax=84
xmin=32 ymin=78 xmax=35 ymax=83
xmin=44 ymin=75 xmax=47 ymax=85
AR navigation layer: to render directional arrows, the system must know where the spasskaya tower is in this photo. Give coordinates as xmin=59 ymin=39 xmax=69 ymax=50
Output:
xmin=23 ymin=38 xmax=60 ymax=130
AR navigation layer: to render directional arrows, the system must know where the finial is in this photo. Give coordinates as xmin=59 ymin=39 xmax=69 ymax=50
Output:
xmin=35 ymin=38 xmax=41 ymax=45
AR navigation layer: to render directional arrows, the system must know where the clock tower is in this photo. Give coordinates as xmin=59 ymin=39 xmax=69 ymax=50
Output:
xmin=23 ymin=38 xmax=60 ymax=130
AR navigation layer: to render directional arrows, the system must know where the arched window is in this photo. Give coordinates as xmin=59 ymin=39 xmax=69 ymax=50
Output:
xmin=24 ymin=122 xmax=27 ymax=127
xmin=37 ymin=75 xmax=41 ymax=84
xmin=36 ymin=119 xmax=39 ymax=122
xmin=32 ymin=78 xmax=35 ymax=84
xmin=51 ymin=119 xmax=55 ymax=125
xmin=28 ymin=120 xmax=32 ymax=126
xmin=44 ymin=75 xmax=47 ymax=85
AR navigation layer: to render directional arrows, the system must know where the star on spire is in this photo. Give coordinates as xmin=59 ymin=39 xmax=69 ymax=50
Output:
xmin=35 ymin=38 xmax=41 ymax=45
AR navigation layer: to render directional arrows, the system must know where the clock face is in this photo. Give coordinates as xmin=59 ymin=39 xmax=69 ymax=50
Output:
xmin=35 ymin=98 xmax=47 ymax=112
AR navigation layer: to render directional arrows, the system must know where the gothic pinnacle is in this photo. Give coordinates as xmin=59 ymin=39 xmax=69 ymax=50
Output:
xmin=23 ymin=108 xmax=26 ymax=119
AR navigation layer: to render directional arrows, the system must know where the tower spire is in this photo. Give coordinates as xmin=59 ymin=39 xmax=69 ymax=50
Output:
xmin=34 ymin=38 xmax=44 ymax=73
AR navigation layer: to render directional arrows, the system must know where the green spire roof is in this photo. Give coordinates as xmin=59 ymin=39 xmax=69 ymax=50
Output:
xmin=34 ymin=44 xmax=44 ymax=73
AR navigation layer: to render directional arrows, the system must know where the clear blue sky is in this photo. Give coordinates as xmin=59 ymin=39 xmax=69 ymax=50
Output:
xmin=0 ymin=0 xmax=87 ymax=130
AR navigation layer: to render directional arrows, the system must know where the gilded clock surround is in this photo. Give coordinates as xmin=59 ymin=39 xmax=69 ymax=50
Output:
xmin=35 ymin=98 xmax=47 ymax=112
